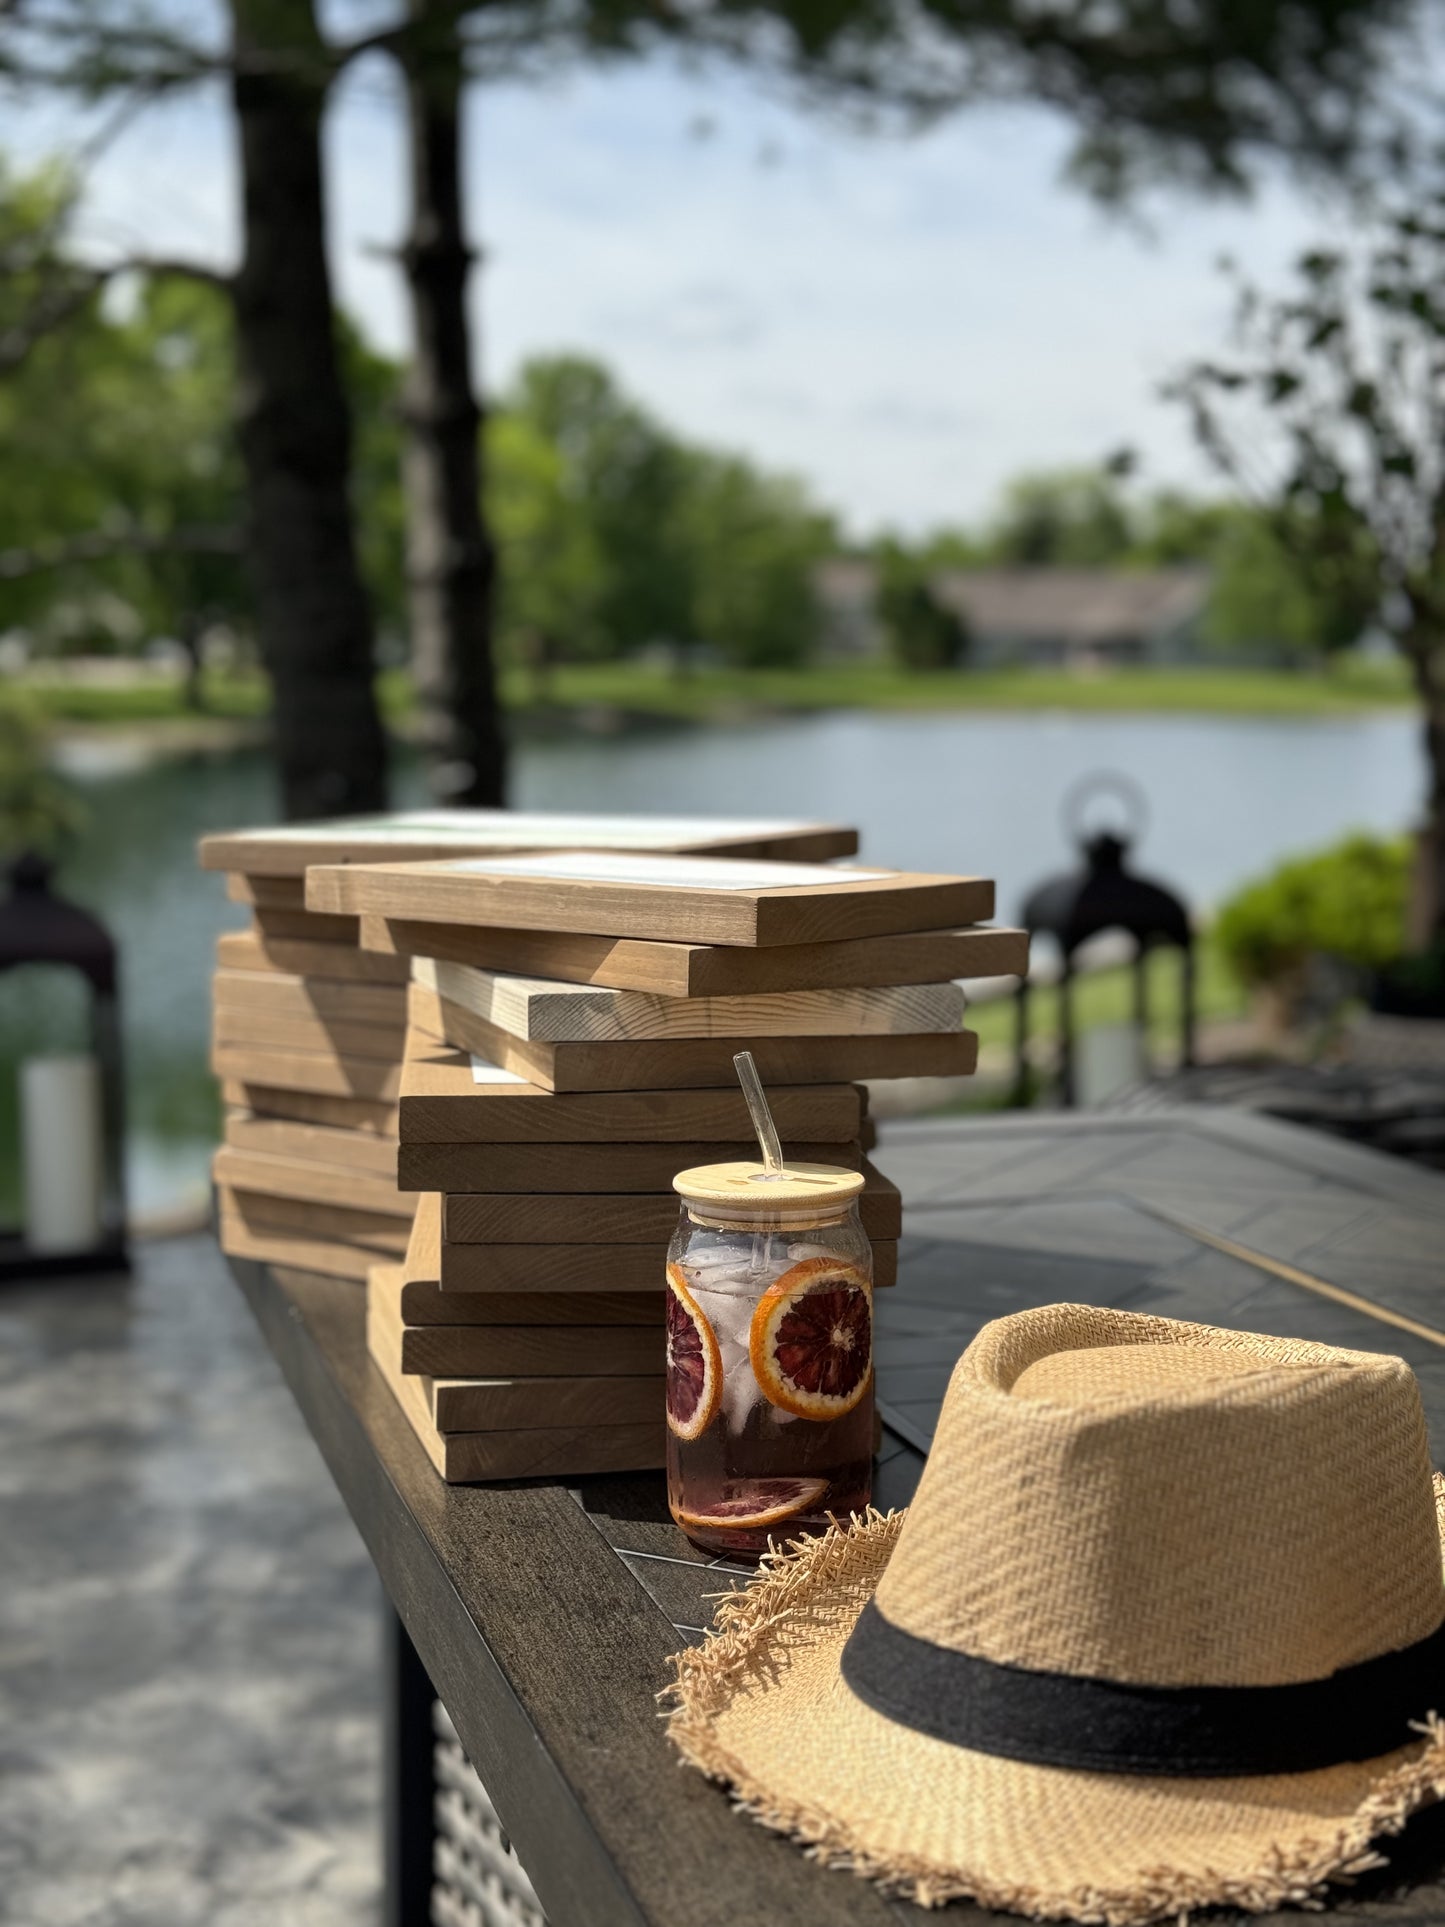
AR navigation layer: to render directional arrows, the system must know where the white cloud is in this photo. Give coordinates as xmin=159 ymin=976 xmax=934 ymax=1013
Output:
xmin=8 ymin=45 xmax=1332 ymax=534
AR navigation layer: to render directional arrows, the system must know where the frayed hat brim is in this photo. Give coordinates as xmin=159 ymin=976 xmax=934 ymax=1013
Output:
xmin=662 ymin=1505 xmax=1445 ymax=1924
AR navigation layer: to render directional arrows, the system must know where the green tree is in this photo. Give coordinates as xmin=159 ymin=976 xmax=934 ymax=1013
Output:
xmin=680 ymin=451 xmax=833 ymax=668
xmin=873 ymin=540 xmax=968 ymax=670
xmin=983 ymin=467 xmax=1136 ymax=566
xmin=1172 ymin=206 xmax=1445 ymax=937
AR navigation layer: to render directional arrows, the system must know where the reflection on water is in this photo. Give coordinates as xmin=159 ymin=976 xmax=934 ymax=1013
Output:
xmin=0 ymin=709 xmax=1423 ymax=1219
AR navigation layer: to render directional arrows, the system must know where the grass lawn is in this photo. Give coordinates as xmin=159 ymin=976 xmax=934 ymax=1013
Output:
xmin=509 ymin=656 xmax=1413 ymax=720
xmin=12 ymin=655 xmax=1413 ymax=726
xmin=966 ymin=936 xmax=1250 ymax=1059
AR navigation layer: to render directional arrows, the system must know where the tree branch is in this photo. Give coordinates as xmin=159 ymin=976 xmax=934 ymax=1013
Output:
xmin=0 ymin=524 xmax=244 ymax=581
xmin=0 ymin=252 xmax=234 ymax=375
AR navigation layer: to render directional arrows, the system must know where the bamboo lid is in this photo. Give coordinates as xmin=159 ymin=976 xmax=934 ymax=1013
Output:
xmin=672 ymin=1161 xmax=865 ymax=1214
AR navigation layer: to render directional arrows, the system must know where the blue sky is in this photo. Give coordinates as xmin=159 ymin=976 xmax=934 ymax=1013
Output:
xmin=10 ymin=33 xmax=1340 ymax=536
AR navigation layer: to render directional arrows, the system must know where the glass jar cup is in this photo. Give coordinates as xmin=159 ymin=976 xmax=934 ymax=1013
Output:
xmin=664 ymin=1161 xmax=874 ymax=1556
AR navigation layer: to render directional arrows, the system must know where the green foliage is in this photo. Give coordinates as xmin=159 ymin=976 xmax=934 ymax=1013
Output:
xmin=873 ymin=540 xmax=968 ymax=670
xmin=1213 ymin=833 xmax=1410 ymax=988
xmin=0 ymin=689 xmax=84 ymax=857
xmin=984 ymin=467 xmax=1135 ymax=566
xmin=491 ymin=355 xmax=832 ymax=668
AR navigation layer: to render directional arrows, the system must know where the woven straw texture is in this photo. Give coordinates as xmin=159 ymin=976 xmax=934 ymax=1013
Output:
xmin=879 ymin=1304 xmax=1441 ymax=1687
xmin=663 ymin=1305 xmax=1445 ymax=1922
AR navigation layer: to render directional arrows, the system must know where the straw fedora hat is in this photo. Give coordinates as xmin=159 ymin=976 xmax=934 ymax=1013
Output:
xmin=664 ymin=1304 xmax=1445 ymax=1923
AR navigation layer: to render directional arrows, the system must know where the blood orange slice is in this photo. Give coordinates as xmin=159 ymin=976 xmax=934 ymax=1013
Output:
xmin=665 ymin=1263 xmax=722 ymax=1440
xmin=675 ymin=1476 xmax=828 ymax=1531
xmin=749 ymin=1256 xmax=872 ymax=1422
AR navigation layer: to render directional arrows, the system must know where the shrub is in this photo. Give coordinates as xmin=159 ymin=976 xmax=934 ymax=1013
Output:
xmin=0 ymin=690 xmax=85 ymax=860
xmin=1213 ymin=832 xmax=1410 ymax=988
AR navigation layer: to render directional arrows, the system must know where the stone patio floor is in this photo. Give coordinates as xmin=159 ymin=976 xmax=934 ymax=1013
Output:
xmin=0 ymin=1235 xmax=381 ymax=1926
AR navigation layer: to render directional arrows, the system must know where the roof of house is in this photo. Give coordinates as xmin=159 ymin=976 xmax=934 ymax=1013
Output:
xmin=929 ymin=567 xmax=1211 ymax=643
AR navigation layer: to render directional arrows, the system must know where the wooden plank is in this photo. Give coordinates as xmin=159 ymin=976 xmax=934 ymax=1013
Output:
xmin=211 ymin=1043 xmax=404 ymax=1100
xmin=226 ymin=872 xmax=307 ymax=908
xmin=437 ymin=1235 xmax=896 ymax=1294
xmin=218 ymin=1211 xmax=377 ymax=1281
xmin=251 ymin=906 xmax=361 ymax=945
xmin=415 ymin=957 xmax=966 ymax=1043
xmin=219 ymin=1183 xmax=412 ymax=1253
xmin=217 ymin=927 xmax=412 ymax=985
xmin=370 ymin=1278 xmax=664 ymax=1429
xmin=213 ymin=1144 xmax=413 ymax=1217
xmin=400 ymin=1320 xmax=664 ymax=1378
xmin=365 ymin=1299 xmax=666 ymax=1478
xmin=441 ymin=1161 xmax=901 ymax=1244
xmin=397 ymin=1138 xmax=862 ymax=1193
xmin=399 ymin=1040 xmax=863 ymax=1144
xmin=224 ymin=1110 xmax=400 ymax=1177
xmin=400 ymin=1280 xmax=663 ymax=1328
xmin=309 ymin=850 xmax=993 ymax=947
xmin=212 ymin=1005 xmax=406 ymax=1062
xmin=200 ymin=810 xmax=859 ymax=875
xmin=362 ymin=914 xmax=1027 ymax=996
xmin=220 ymin=1079 xmax=400 ymax=1135
xmin=414 ymin=987 xmax=977 ymax=1095
xmin=213 ymin=967 xmax=407 ymax=1027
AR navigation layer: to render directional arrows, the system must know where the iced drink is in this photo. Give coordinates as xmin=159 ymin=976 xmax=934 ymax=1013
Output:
xmin=665 ymin=1162 xmax=873 ymax=1557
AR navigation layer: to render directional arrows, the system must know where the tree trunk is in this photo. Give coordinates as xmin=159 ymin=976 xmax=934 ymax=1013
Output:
xmin=229 ymin=0 xmax=388 ymax=820
xmin=398 ymin=0 xmax=507 ymax=807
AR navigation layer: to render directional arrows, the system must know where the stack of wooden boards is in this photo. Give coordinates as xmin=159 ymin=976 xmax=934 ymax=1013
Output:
xmin=200 ymin=812 xmax=862 ymax=1286
xmin=302 ymin=842 xmax=1026 ymax=1482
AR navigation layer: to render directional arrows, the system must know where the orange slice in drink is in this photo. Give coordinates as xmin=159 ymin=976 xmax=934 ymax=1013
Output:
xmin=749 ymin=1256 xmax=872 ymax=1422
xmin=665 ymin=1263 xmax=722 ymax=1440
xmin=675 ymin=1476 xmax=828 ymax=1532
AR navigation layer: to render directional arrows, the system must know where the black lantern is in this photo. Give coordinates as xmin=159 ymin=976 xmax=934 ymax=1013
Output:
xmin=0 ymin=852 xmax=129 ymax=1279
xmin=1014 ymin=775 xmax=1195 ymax=1107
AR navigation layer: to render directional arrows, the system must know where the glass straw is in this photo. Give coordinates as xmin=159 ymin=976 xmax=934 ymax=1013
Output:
xmin=733 ymin=1050 xmax=785 ymax=1176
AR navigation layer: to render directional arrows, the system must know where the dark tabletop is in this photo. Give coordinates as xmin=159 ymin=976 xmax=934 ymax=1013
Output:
xmin=229 ymin=1108 xmax=1445 ymax=1927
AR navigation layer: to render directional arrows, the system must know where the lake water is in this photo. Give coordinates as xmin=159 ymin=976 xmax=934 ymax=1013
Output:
xmin=5 ymin=707 xmax=1424 ymax=1218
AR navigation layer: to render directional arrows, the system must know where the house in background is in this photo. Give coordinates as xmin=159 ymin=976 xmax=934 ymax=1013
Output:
xmin=932 ymin=568 xmax=1212 ymax=668
xmin=813 ymin=562 xmax=1213 ymax=667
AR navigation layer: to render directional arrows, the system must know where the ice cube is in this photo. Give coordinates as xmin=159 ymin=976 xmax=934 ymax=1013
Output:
xmin=683 ymin=1243 xmax=751 ymax=1270
xmin=787 ymin=1242 xmax=835 ymax=1262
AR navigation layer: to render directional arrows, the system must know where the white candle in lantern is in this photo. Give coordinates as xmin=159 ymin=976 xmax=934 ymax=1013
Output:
xmin=21 ymin=1054 xmax=104 ymax=1253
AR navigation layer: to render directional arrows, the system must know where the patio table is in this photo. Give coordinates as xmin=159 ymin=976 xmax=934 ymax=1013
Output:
xmin=227 ymin=1107 xmax=1445 ymax=1927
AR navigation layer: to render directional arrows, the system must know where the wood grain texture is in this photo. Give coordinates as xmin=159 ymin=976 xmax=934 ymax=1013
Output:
xmin=250 ymin=906 xmax=361 ymax=945
xmin=418 ymin=987 xmax=978 ymax=1095
xmin=220 ymin=1079 xmax=400 ymax=1135
xmin=400 ymin=1320 xmax=664 ymax=1378
xmin=309 ymin=854 xmax=993 ymax=947
xmin=212 ymin=1144 xmax=412 ymax=1216
xmin=400 ymin=1281 xmax=663 ymax=1329
xmin=362 ymin=914 xmax=1027 ymax=996
xmin=219 ymin=1182 xmax=413 ymax=1252
xmin=213 ymin=967 xmax=407 ymax=1027
xmin=224 ymin=1110 xmax=400 ymax=1177
xmin=230 ymin=1259 xmax=907 ymax=1924
xmin=201 ymin=813 xmax=858 ymax=875
xmin=397 ymin=1138 xmax=863 ymax=1194
xmin=441 ymin=1161 xmax=901 ymax=1244
xmin=370 ymin=1283 xmax=665 ymax=1429
xmin=365 ymin=1286 xmax=665 ymax=1476
xmin=398 ymin=1039 xmax=863 ymax=1144
xmin=211 ymin=1043 xmax=404 ymax=1100
xmin=212 ymin=1004 xmax=406 ymax=1061
xmin=416 ymin=957 xmax=966 ymax=1043
xmin=217 ymin=927 xmax=412 ymax=984
xmin=218 ymin=1211 xmax=376 ymax=1280
xmin=436 ymin=1236 xmax=897 ymax=1294
xmin=225 ymin=872 xmax=307 ymax=908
